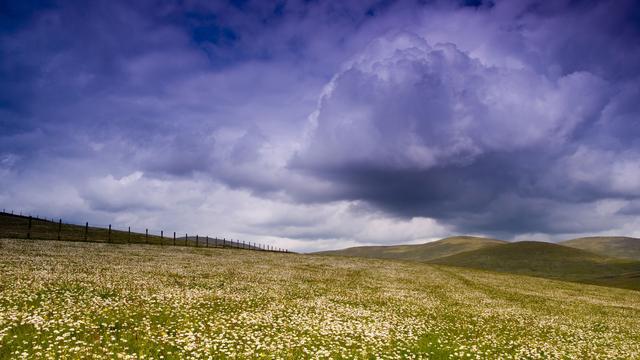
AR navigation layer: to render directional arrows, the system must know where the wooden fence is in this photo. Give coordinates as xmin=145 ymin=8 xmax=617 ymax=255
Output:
xmin=0 ymin=209 xmax=290 ymax=253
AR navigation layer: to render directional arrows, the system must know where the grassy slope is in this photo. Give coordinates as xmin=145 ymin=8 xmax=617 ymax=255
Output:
xmin=1 ymin=239 xmax=640 ymax=358
xmin=429 ymin=241 xmax=640 ymax=290
xmin=0 ymin=212 xmax=167 ymax=244
xmin=0 ymin=212 xmax=254 ymax=249
xmin=560 ymin=236 xmax=640 ymax=260
xmin=315 ymin=236 xmax=507 ymax=261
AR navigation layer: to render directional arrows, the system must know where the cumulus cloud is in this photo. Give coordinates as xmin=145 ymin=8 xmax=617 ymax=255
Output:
xmin=2 ymin=0 xmax=640 ymax=250
xmin=292 ymin=1 xmax=640 ymax=237
xmin=297 ymin=32 xmax=609 ymax=171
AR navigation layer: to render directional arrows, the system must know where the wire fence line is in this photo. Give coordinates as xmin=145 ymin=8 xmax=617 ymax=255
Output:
xmin=0 ymin=208 xmax=291 ymax=253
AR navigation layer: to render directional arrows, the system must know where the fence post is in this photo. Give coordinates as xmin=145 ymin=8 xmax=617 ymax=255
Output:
xmin=185 ymin=233 xmax=188 ymax=246
xmin=206 ymin=236 xmax=209 ymax=247
xmin=196 ymin=235 xmax=199 ymax=247
xmin=173 ymin=232 xmax=176 ymax=246
xmin=128 ymin=227 xmax=131 ymax=244
xmin=223 ymin=237 xmax=225 ymax=248
xmin=84 ymin=222 xmax=88 ymax=242
xmin=27 ymin=216 xmax=32 ymax=239
xmin=108 ymin=224 xmax=111 ymax=243
xmin=57 ymin=219 xmax=62 ymax=241
xmin=242 ymin=240 xmax=245 ymax=249
xmin=161 ymin=230 xmax=164 ymax=246
xmin=145 ymin=229 xmax=148 ymax=244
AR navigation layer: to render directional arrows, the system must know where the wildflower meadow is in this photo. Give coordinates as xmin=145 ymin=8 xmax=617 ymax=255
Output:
xmin=0 ymin=239 xmax=639 ymax=359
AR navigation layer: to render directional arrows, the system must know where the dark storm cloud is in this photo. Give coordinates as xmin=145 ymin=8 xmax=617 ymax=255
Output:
xmin=0 ymin=0 xmax=395 ymax=175
xmin=293 ymin=0 xmax=640 ymax=236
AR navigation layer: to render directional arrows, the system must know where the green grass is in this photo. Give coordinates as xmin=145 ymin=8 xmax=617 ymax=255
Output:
xmin=1 ymin=239 xmax=639 ymax=358
xmin=561 ymin=236 xmax=640 ymax=260
xmin=0 ymin=212 xmax=261 ymax=249
xmin=429 ymin=241 xmax=640 ymax=290
xmin=314 ymin=236 xmax=506 ymax=261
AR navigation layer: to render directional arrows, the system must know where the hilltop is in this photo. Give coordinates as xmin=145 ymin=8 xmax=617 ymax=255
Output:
xmin=314 ymin=236 xmax=506 ymax=261
xmin=560 ymin=236 xmax=640 ymax=260
xmin=429 ymin=241 xmax=640 ymax=290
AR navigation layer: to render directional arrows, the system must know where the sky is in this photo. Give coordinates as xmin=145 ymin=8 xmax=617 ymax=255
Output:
xmin=1 ymin=0 xmax=640 ymax=252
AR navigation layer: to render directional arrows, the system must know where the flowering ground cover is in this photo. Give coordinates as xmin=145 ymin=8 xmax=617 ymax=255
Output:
xmin=0 ymin=239 xmax=639 ymax=359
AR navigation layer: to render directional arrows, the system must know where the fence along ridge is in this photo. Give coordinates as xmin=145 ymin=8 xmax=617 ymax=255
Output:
xmin=0 ymin=208 xmax=291 ymax=253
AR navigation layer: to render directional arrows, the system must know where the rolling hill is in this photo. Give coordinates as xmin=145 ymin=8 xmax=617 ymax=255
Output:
xmin=560 ymin=236 xmax=640 ymax=260
xmin=429 ymin=241 xmax=640 ymax=290
xmin=314 ymin=236 xmax=506 ymax=261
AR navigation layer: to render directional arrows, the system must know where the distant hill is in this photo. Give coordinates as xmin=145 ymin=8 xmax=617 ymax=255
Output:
xmin=560 ymin=236 xmax=640 ymax=260
xmin=314 ymin=236 xmax=506 ymax=261
xmin=429 ymin=241 xmax=640 ymax=290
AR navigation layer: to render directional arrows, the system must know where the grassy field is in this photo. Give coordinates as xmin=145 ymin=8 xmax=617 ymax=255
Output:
xmin=1 ymin=239 xmax=640 ymax=359
xmin=561 ymin=236 xmax=640 ymax=260
xmin=318 ymin=236 xmax=640 ymax=291
xmin=314 ymin=236 xmax=506 ymax=261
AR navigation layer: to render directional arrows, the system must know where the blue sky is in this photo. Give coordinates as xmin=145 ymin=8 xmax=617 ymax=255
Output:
xmin=1 ymin=0 xmax=640 ymax=251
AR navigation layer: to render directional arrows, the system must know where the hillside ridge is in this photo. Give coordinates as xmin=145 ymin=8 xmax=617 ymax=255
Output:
xmin=429 ymin=241 xmax=640 ymax=290
xmin=560 ymin=236 xmax=640 ymax=260
xmin=315 ymin=236 xmax=506 ymax=261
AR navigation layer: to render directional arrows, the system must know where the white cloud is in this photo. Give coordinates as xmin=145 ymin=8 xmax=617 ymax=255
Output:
xmin=297 ymin=31 xmax=609 ymax=172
